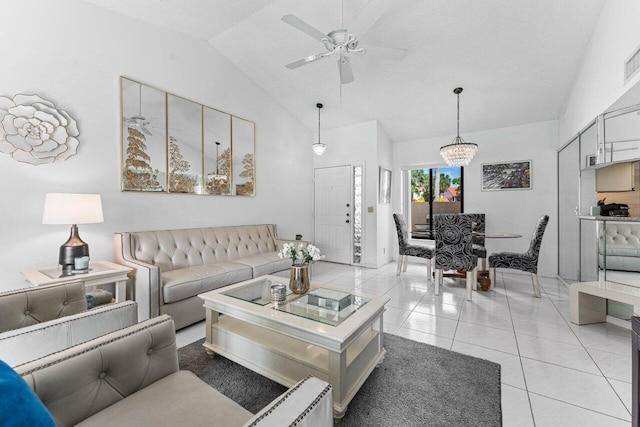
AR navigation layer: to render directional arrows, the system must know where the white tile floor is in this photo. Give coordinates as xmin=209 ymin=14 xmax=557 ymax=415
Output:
xmin=176 ymin=261 xmax=633 ymax=426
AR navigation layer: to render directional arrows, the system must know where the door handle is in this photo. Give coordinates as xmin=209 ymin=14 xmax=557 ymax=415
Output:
xmin=346 ymin=219 xmax=350 ymax=223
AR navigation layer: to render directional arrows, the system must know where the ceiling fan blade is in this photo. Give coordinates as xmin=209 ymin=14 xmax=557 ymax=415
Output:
xmin=285 ymin=51 xmax=334 ymax=69
xmin=281 ymin=14 xmax=327 ymax=42
xmin=349 ymin=0 xmax=397 ymax=38
xmin=360 ymin=44 xmax=407 ymax=60
xmin=338 ymin=56 xmax=354 ymax=84
xmin=141 ymin=126 xmax=152 ymax=136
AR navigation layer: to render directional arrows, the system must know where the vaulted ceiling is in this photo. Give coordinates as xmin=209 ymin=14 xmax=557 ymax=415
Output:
xmin=83 ymin=0 xmax=605 ymax=141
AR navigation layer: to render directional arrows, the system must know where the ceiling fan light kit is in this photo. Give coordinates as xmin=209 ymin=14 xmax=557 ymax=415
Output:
xmin=281 ymin=1 xmax=407 ymax=86
xmin=440 ymin=87 xmax=478 ymax=167
xmin=312 ymin=103 xmax=326 ymax=156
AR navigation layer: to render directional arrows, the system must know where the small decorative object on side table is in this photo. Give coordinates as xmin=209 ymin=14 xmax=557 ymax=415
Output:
xmin=21 ymin=261 xmax=132 ymax=303
xmin=278 ymin=243 xmax=324 ymax=294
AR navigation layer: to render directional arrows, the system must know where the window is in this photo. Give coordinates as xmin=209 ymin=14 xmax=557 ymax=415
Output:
xmin=407 ymin=166 xmax=464 ymax=239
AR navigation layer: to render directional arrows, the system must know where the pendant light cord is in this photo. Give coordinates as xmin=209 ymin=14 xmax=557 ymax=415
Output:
xmin=457 ymin=90 xmax=460 ymax=139
xmin=318 ymin=104 xmax=321 ymax=143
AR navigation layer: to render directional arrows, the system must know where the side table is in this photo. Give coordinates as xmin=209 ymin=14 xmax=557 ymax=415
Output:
xmin=22 ymin=261 xmax=131 ymax=303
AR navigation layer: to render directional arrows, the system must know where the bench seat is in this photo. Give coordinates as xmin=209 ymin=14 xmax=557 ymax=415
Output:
xmin=570 ymin=280 xmax=640 ymax=324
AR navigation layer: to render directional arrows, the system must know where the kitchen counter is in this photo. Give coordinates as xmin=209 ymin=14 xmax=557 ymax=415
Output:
xmin=578 ymin=215 xmax=640 ymax=222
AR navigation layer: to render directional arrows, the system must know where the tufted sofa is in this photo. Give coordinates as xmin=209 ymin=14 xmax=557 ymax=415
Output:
xmin=0 ymin=281 xmax=138 ymax=367
xmin=114 ymin=224 xmax=297 ymax=329
xmin=15 ymin=315 xmax=333 ymax=427
xmin=599 ymin=222 xmax=640 ymax=271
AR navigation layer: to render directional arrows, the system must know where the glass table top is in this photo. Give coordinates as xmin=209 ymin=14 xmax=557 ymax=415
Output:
xmin=222 ymin=277 xmax=292 ymax=306
xmin=221 ymin=278 xmax=371 ymax=326
xmin=274 ymin=289 xmax=370 ymax=327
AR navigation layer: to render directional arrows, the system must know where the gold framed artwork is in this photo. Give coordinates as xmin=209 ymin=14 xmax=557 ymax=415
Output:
xmin=120 ymin=77 xmax=255 ymax=196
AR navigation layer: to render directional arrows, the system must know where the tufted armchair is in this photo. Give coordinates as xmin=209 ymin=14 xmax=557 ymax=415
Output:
xmin=489 ymin=215 xmax=549 ymax=297
xmin=393 ymin=214 xmax=435 ymax=278
xmin=15 ymin=315 xmax=333 ymax=427
xmin=0 ymin=281 xmax=138 ymax=367
xmin=0 ymin=280 xmax=87 ymax=332
xmin=434 ymin=214 xmax=478 ymax=301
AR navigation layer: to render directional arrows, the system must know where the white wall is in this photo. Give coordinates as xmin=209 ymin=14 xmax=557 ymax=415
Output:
xmin=394 ymin=120 xmax=559 ymax=277
xmin=559 ymin=0 xmax=640 ymax=143
xmin=0 ymin=0 xmax=313 ymax=289
xmin=376 ymin=122 xmax=394 ymax=267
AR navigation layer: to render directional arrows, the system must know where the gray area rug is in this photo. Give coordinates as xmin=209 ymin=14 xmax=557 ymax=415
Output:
xmin=178 ymin=333 xmax=501 ymax=426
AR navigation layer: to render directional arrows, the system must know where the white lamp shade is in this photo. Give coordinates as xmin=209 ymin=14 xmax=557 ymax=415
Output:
xmin=42 ymin=193 xmax=104 ymax=225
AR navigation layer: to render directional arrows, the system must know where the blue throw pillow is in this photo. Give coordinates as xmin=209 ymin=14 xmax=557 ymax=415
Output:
xmin=0 ymin=359 xmax=55 ymax=426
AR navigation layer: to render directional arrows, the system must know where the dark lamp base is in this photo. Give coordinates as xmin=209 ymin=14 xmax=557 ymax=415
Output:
xmin=59 ymin=225 xmax=90 ymax=272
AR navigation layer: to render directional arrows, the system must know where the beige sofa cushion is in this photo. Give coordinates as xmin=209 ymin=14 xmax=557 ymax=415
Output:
xmin=162 ymin=262 xmax=253 ymax=304
xmin=235 ymin=252 xmax=292 ymax=277
xmin=76 ymin=370 xmax=253 ymax=427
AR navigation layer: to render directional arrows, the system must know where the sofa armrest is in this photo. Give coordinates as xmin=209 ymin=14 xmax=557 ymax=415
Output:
xmin=0 ymin=301 xmax=138 ymax=368
xmin=273 ymin=238 xmax=310 ymax=250
xmin=19 ymin=315 xmax=177 ymax=427
xmin=267 ymin=223 xmax=310 ymax=250
xmin=114 ymin=232 xmax=162 ymax=321
xmin=243 ymin=376 xmax=333 ymax=427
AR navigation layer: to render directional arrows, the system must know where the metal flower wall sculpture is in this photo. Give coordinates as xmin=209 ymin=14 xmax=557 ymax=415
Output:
xmin=0 ymin=94 xmax=79 ymax=165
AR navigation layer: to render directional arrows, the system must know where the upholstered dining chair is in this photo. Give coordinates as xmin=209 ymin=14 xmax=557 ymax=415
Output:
xmin=393 ymin=214 xmax=435 ymax=278
xmin=434 ymin=214 xmax=478 ymax=301
xmin=468 ymin=213 xmax=487 ymax=270
xmin=488 ymin=215 xmax=550 ymax=297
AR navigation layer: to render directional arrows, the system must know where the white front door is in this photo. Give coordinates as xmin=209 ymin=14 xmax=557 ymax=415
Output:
xmin=314 ymin=166 xmax=352 ymax=264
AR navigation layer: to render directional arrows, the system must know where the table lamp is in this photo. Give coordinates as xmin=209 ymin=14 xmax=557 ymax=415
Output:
xmin=42 ymin=193 xmax=104 ymax=273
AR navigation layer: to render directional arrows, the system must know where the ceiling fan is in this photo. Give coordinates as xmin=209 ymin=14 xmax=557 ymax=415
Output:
xmin=282 ymin=0 xmax=407 ymax=84
xmin=123 ymin=84 xmax=154 ymax=136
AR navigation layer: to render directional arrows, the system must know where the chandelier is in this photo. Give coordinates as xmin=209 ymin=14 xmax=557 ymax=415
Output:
xmin=312 ymin=103 xmax=326 ymax=155
xmin=440 ymin=87 xmax=478 ymax=166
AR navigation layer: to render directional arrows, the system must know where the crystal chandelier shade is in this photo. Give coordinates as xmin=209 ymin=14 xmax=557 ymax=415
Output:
xmin=440 ymin=87 xmax=478 ymax=166
xmin=312 ymin=103 xmax=326 ymax=156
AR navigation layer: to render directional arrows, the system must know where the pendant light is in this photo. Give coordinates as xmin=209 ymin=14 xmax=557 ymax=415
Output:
xmin=211 ymin=141 xmax=227 ymax=182
xmin=312 ymin=103 xmax=326 ymax=156
xmin=440 ymin=87 xmax=478 ymax=166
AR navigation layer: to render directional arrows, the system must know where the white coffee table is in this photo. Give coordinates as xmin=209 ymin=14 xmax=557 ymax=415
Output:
xmin=198 ymin=275 xmax=389 ymax=419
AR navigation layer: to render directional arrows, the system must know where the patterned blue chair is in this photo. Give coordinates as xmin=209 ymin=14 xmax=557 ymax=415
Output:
xmin=469 ymin=213 xmax=487 ymax=270
xmin=434 ymin=214 xmax=478 ymax=301
xmin=393 ymin=214 xmax=435 ymax=278
xmin=488 ymin=215 xmax=549 ymax=297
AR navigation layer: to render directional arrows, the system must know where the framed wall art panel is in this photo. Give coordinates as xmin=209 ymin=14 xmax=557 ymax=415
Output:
xmin=121 ymin=78 xmax=167 ymax=192
xmin=167 ymin=94 xmax=202 ymax=194
xmin=231 ymin=116 xmax=255 ymax=197
xmin=481 ymin=160 xmax=532 ymax=191
xmin=203 ymin=107 xmax=232 ymax=195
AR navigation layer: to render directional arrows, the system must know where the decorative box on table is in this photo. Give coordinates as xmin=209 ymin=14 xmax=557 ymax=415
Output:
xmin=307 ymin=288 xmax=352 ymax=311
